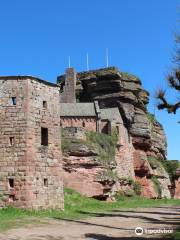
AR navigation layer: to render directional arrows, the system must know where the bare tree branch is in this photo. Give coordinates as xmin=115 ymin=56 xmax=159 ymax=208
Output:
xmin=157 ymin=33 xmax=180 ymax=114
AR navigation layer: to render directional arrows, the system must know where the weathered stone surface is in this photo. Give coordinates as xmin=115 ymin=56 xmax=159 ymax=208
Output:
xmin=61 ymin=111 xmax=135 ymax=199
xmin=65 ymin=142 xmax=98 ymax=157
xmin=174 ymin=179 xmax=180 ymax=199
xmin=133 ymin=150 xmax=152 ymax=176
xmin=62 ymin=128 xmax=116 ymax=200
xmin=135 ymin=176 xmax=158 ymax=199
xmin=76 ymin=67 xmax=173 ymax=199
xmin=62 ymin=127 xmax=86 ymax=140
xmin=148 ymin=119 xmax=167 ymax=160
xmin=1 ymin=66 xmax=177 ymax=209
xmin=77 ymin=67 xmax=166 ymax=161
xmin=62 ymin=143 xmax=115 ymax=199
xmin=174 ymin=168 xmax=180 ymax=199
xmin=0 ymin=77 xmax=64 ymax=209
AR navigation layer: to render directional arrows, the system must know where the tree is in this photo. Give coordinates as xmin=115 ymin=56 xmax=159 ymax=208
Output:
xmin=156 ymin=35 xmax=180 ymax=114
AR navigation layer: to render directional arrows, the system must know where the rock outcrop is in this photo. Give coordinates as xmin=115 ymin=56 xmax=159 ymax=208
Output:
xmin=58 ymin=67 xmax=178 ymax=199
xmin=77 ymin=67 xmax=166 ymax=160
xmin=61 ymin=127 xmax=117 ymax=200
xmin=75 ymin=67 xmax=172 ymax=198
xmin=174 ymin=168 xmax=180 ymax=199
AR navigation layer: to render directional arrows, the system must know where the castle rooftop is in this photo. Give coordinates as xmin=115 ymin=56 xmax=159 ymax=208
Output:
xmin=0 ymin=75 xmax=58 ymax=87
xmin=60 ymin=103 xmax=96 ymax=117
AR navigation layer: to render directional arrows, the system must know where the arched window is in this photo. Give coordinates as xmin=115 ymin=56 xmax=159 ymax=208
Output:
xmin=82 ymin=121 xmax=85 ymax=127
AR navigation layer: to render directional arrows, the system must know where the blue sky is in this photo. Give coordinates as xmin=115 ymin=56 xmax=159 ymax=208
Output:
xmin=0 ymin=0 xmax=179 ymax=159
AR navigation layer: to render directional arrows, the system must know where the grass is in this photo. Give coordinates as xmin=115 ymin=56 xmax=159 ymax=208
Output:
xmin=172 ymin=230 xmax=180 ymax=240
xmin=85 ymin=130 xmax=118 ymax=181
xmin=120 ymin=72 xmax=140 ymax=81
xmin=0 ymin=188 xmax=180 ymax=232
xmin=85 ymin=129 xmax=118 ymax=166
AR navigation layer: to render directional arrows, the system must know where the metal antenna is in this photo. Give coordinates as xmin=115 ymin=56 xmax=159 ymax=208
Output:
xmin=68 ymin=56 xmax=71 ymax=68
xmin=86 ymin=53 xmax=89 ymax=71
xmin=106 ymin=48 xmax=109 ymax=67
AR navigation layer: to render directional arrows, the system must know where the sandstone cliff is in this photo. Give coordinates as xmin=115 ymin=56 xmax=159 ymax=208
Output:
xmin=77 ymin=67 xmax=166 ymax=160
xmin=75 ymin=67 xmax=172 ymax=198
xmin=61 ymin=127 xmax=118 ymax=200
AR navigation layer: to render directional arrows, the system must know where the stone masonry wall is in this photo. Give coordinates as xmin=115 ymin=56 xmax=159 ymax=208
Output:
xmin=75 ymin=67 xmax=172 ymax=198
xmin=0 ymin=77 xmax=64 ymax=209
xmin=61 ymin=117 xmax=97 ymax=132
xmin=25 ymin=79 xmax=63 ymax=209
xmin=115 ymin=122 xmax=135 ymax=179
xmin=60 ymin=68 xmax=77 ymax=103
xmin=0 ymin=78 xmax=29 ymax=207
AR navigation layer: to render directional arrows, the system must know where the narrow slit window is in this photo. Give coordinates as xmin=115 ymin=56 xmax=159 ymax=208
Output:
xmin=82 ymin=121 xmax=85 ymax=127
xmin=9 ymin=178 xmax=14 ymax=188
xmin=44 ymin=178 xmax=48 ymax=187
xmin=9 ymin=137 xmax=15 ymax=146
xmin=11 ymin=97 xmax=17 ymax=105
xmin=43 ymin=101 xmax=47 ymax=109
xmin=41 ymin=127 xmax=48 ymax=146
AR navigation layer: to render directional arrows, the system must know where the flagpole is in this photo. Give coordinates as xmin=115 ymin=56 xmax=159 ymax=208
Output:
xmin=106 ymin=48 xmax=109 ymax=67
xmin=86 ymin=53 xmax=89 ymax=71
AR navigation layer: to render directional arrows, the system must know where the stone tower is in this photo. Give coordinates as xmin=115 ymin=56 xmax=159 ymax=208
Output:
xmin=60 ymin=68 xmax=77 ymax=103
xmin=0 ymin=76 xmax=64 ymax=209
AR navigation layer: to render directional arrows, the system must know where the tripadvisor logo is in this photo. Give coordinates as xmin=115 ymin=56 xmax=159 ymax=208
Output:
xmin=135 ymin=227 xmax=144 ymax=236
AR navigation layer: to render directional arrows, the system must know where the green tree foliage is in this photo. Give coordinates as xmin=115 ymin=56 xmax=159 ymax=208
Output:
xmin=162 ymin=160 xmax=179 ymax=182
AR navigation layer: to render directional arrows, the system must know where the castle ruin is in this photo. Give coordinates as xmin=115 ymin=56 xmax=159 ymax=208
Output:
xmin=0 ymin=66 xmax=179 ymax=209
xmin=0 ymin=76 xmax=63 ymax=209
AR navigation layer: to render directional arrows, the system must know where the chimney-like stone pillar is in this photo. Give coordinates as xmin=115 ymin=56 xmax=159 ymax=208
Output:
xmin=62 ymin=68 xmax=76 ymax=103
xmin=94 ymin=101 xmax=101 ymax=132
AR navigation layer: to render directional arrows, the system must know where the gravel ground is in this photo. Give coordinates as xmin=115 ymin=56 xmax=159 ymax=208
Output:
xmin=0 ymin=206 xmax=179 ymax=240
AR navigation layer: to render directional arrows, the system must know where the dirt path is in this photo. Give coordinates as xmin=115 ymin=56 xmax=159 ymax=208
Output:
xmin=0 ymin=206 xmax=179 ymax=240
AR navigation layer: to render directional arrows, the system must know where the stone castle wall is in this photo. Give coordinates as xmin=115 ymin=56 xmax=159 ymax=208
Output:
xmin=61 ymin=116 xmax=97 ymax=132
xmin=0 ymin=77 xmax=64 ymax=209
xmin=60 ymin=68 xmax=77 ymax=103
xmin=0 ymin=79 xmax=29 ymax=207
xmin=26 ymin=79 xmax=63 ymax=209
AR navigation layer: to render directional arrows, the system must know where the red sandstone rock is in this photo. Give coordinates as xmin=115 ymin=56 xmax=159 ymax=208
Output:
xmin=135 ymin=176 xmax=157 ymax=198
xmin=174 ymin=178 xmax=180 ymax=199
xmin=0 ymin=77 xmax=64 ymax=209
xmin=58 ymin=67 xmax=176 ymax=199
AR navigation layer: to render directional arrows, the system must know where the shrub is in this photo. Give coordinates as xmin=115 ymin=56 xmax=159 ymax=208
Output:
xmin=86 ymin=130 xmax=118 ymax=166
xmin=124 ymin=189 xmax=135 ymax=197
xmin=147 ymin=156 xmax=166 ymax=175
xmin=118 ymin=177 xmax=142 ymax=196
xmin=162 ymin=160 xmax=179 ymax=182
xmin=151 ymin=176 xmax=162 ymax=198
xmin=86 ymin=130 xmax=119 ymax=181
xmin=121 ymin=72 xmax=140 ymax=81
xmin=61 ymin=129 xmax=119 ymax=182
xmin=132 ymin=181 xmax=142 ymax=196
